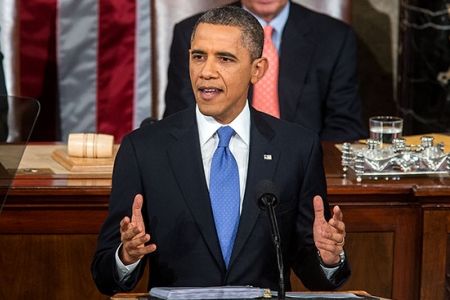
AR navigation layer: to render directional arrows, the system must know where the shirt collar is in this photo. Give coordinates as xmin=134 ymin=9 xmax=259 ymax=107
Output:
xmin=196 ymin=102 xmax=251 ymax=147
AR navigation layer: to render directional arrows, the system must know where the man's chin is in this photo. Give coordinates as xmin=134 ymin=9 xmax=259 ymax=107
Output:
xmin=197 ymin=104 xmax=216 ymax=117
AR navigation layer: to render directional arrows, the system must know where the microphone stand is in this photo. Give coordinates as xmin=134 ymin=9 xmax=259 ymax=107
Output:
xmin=263 ymin=195 xmax=285 ymax=300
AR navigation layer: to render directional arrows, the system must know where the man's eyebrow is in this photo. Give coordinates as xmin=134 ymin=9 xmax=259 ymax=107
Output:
xmin=190 ymin=49 xmax=206 ymax=55
xmin=216 ymin=51 xmax=238 ymax=60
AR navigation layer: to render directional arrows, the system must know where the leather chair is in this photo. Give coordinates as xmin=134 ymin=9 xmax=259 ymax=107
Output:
xmin=151 ymin=0 xmax=352 ymax=118
xmin=2 ymin=96 xmax=40 ymax=143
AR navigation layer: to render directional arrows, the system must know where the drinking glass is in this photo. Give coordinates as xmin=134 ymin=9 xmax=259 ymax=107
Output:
xmin=369 ymin=116 xmax=403 ymax=145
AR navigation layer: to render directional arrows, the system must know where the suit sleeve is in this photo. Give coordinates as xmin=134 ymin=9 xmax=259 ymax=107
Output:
xmin=0 ymin=48 xmax=8 ymax=141
xmin=320 ymin=27 xmax=367 ymax=142
xmin=292 ymin=135 xmax=350 ymax=290
xmin=0 ymin=50 xmax=6 ymax=96
xmin=91 ymin=136 xmax=148 ymax=295
xmin=163 ymin=22 xmax=196 ymax=118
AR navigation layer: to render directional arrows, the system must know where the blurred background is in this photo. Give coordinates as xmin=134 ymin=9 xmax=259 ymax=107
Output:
xmin=0 ymin=0 xmax=448 ymax=142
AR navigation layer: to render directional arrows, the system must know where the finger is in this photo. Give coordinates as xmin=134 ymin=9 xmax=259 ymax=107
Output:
xmin=315 ymin=241 xmax=343 ymax=254
xmin=120 ymin=216 xmax=131 ymax=234
xmin=332 ymin=205 xmax=343 ymax=222
xmin=315 ymin=236 xmax=337 ymax=247
xmin=329 ymin=218 xmax=346 ymax=233
xmin=124 ymin=234 xmax=156 ymax=255
xmin=126 ymin=233 xmax=151 ymax=249
xmin=313 ymin=195 xmax=326 ymax=223
xmin=131 ymin=194 xmax=144 ymax=228
xmin=126 ymin=243 xmax=157 ymax=259
xmin=122 ymin=224 xmax=144 ymax=241
xmin=316 ymin=224 xmax=345 ymax=244
xmin=120 ymin=217 xmax=131 ymax=230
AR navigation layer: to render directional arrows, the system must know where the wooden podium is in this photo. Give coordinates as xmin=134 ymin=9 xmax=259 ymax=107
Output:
xmin=1 ymin=142 xmax=449 ymax=300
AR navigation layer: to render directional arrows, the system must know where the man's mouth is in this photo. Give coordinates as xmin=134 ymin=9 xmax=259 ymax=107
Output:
xmin=198 ymin=87 xmax=223 ymax=100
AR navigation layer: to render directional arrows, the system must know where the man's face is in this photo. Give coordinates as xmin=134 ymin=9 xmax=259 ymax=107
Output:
xmin=241 ymin=0 xmax=289 ymax=22
xmin=189 ymin=23 xmax=266 ymax=124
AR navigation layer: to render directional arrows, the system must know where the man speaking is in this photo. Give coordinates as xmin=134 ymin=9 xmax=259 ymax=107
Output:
xmin=92 ymin=6 xmax=350 ymax=295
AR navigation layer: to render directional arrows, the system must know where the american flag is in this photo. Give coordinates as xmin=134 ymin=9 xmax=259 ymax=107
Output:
xmin=0 ymin=0 xmax=152 ymax=142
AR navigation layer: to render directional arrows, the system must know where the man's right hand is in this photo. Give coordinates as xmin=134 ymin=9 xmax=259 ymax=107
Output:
xmin=119 ymin=194 xmax=157 ymax=265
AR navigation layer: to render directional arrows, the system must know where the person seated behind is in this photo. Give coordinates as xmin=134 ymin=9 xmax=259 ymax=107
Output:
xmin=92 ymin=6 xmax=350 ymax=295
xmin=0 ymin=40 xmax=8 ymax=141
xmin=164 ymin=0 xmax=366 ymax=142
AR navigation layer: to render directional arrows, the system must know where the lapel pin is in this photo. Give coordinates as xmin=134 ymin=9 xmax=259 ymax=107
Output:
xmin=263 ymin=154 xmax=272 ymax=160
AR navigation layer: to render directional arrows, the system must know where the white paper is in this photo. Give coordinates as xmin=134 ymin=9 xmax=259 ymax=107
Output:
xmin=273 ymin=291 xmax=363 ymax=299
xmin=149 ymin=286 xmax=266 ymax=299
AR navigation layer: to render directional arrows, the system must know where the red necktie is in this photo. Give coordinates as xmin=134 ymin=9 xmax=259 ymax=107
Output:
xmin=252 ymin=25 xmax=280 ymax=118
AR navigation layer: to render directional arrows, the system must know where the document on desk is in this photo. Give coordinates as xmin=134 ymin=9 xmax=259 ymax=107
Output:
xmin=149 ymin=286 xmax=268 ymax=299
xmin=272 ymin=291 xmax=364 ymax=299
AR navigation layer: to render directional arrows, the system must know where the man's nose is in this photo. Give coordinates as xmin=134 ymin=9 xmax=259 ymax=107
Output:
xmin=200 ymin=58 xmax=218 ymax=79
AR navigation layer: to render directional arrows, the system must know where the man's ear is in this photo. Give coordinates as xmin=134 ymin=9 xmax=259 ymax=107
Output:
xmin=250 ymin=57 xmax=268 ymax=85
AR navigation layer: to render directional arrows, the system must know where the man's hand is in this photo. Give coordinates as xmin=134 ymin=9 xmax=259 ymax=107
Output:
xmin=119 ymin=194 xmax=157 ymax=265
xmin=313 ymin=195 xmax=346 ymax=266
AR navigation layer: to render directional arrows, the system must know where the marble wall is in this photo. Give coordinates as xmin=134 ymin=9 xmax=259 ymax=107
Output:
xmin=398 ymin=0 xmax=450 ymax=134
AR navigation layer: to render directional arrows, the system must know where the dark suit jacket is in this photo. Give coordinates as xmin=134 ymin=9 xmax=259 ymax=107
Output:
xmin=91 ymin=107 xmax=350 ymax=295
xmin=0 ymin=48 xmax=8 ymax=141
xmin=164 ymin=1 xmax=366 ymax=142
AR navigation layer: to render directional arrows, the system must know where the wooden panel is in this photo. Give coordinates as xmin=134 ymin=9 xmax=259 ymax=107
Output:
xmin=0 ymin=235 xmax=149 ymax=300
xmin=343 ymin=206 xmax=420 ymax=300
xmin=290 ymin=232 xmax=394 ymax=297
xmin=291 ymin=205 xmax=419 ymax=300
xmin=421 ymin=209 xmax=450 ymax=300
xmin=340 ymin=232 xmax=393 ymax=297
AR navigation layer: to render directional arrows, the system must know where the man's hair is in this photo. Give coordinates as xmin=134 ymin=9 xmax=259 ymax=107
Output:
xmin=191 ymin=6 xmax=264 ymax=61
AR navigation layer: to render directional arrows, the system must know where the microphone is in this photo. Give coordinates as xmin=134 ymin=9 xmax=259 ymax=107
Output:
xmin=256 ymin=180 xmax=285 ymax=300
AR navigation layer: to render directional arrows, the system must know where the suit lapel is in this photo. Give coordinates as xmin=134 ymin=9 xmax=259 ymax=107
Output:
xmin=228 ymin=110 xmax=280 ymax=269
xmin=278 ymin=4 xmax=315 ymax=121
xmin=166 ymin=111 xmax=225 ymax=271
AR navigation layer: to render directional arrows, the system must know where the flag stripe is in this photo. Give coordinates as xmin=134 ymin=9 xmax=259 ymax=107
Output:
xmin=57 ymin=0 xmax=98 ymax=141
xmin=134 ymin=0 xmax=152 ymax=129
xmin=19 ymin=0 xmax=59 ymax=140
xmin=97 ymin=0 xmax=136 ymax=141
xmin=0 ymin=0 xmax=19 ymax=95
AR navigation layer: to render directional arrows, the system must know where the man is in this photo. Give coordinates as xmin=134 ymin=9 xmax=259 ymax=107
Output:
xmin=164 ymin=0 xmax=366 ymax=142
xmin=92 ymin=7 xmax=350 ymax=296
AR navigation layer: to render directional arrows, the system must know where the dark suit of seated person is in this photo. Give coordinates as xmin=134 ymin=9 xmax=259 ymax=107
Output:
xmin=92 ymin=7 xmax=350 ymax=296
xmin=0 ymin=42 xmax=8 ymax=141
xmin=164 ymin=0 xmax=366 ymax=142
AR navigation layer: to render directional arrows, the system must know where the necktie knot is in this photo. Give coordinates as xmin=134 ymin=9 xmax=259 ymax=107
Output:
xmin=217 ymin=126 xmax=235 ymax=148
xmin=263 ymin=25 xmax=274 ymax=41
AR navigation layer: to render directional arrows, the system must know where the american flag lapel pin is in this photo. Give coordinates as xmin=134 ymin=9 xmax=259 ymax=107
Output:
xmin=263 ymin=154 xmax=272 ymax=160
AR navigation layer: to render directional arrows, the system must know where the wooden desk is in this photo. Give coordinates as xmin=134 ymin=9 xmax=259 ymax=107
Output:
xmin=110 ymin=290 xmax=386 ymax=300
xmin=1 ymin=143 xmax=449 ymax=300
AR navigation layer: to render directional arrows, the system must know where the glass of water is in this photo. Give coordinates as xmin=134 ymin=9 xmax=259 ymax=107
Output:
xmin=369 ymin=116 xmax=403 ymax=145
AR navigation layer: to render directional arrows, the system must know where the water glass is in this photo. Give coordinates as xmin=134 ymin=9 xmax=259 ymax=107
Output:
xmin=369 ymin=116 xmax=403 ymax=145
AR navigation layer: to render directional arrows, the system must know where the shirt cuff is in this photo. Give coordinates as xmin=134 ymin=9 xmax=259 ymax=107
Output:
xmin=115 ymin=243 xmax=141 ymax=282
xmin=320 ymin=263 xmax=340 ymax=280
xmin=318 ymin=251 xmax=345 ymax=280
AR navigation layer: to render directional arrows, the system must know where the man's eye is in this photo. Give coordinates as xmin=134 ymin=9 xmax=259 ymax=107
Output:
xmin=192 ymin=54 xmax=204 ymax=60
xmin=219 ymin=57 xmax=233 ymax=62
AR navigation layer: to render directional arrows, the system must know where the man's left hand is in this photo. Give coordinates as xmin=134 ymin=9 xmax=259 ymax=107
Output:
xmin=312 ymin=195 xmax=346 ymax=266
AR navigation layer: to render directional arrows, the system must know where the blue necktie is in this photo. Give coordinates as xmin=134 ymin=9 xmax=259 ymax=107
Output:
xmin=209 ymin=126 xmax=240 ymax=267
